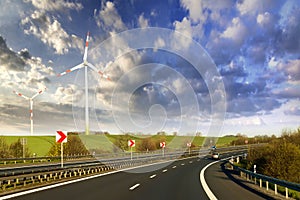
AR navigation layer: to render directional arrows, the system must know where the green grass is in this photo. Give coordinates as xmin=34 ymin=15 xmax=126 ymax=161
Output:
xmin=0 ymin=135 xmax=238 ymax=157
xmin=1 ymin=136 xmax=54 ymax=156
xmin=216 ymin=136 xmax=237 ymax=146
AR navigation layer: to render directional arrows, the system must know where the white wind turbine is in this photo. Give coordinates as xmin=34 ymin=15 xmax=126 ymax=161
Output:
xmin=13 ymin=88 xmax=46 ymax=135
xmin=57 ymin=32 xmax=110 ymax=135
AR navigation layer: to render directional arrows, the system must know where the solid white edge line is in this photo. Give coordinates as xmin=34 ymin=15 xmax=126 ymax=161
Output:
xmin=200 ymin=157 xmax=233 ymax=200
xmin=1 ymin=156 xmax=199 ymax=199
xmin=149 ymin=174 xmax=157 ymax=179
xmin=129 ymin=183 xmax=140 ymax=190
xmin=200 ymin=160 xmax=219 ymax=200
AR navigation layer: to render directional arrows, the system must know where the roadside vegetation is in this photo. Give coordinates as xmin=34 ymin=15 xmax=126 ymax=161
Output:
xmin=2 ymin=130 xmax=299 ymax=159
xmin=239 ymin=128 xmax=300 ymax=184
xmin=0 ymin=137 xmax=30 ymax=158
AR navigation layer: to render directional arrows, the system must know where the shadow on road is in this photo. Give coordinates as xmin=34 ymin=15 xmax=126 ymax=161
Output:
xmin=220 ymin=161 xmax=277 ymax=200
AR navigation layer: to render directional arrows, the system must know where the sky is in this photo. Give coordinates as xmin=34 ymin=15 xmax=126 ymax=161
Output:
xmin=0 ymin=0 xmax=299 ymax=137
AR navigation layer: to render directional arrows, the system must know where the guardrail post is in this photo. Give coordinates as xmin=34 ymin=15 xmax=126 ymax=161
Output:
xmin=275 ymin=184 xmax=277 ymax=195
xmin=285 ymin=187 xmax=288 ymax=199
xmin=259 ymin=179 xmax=262 ymax=188
xmin=266 ymin=181 xmax=269 ymax=191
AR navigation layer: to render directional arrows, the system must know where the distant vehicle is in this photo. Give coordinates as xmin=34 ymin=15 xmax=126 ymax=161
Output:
xmin=211 ymin=152 xmax=220 ymax=160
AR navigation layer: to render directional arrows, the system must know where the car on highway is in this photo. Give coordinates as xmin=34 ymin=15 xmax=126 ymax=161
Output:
xmin=211 ymin=152 xmax=220 ymax=160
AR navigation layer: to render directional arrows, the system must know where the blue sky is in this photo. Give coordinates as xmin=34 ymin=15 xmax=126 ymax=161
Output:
xmin=0 ymin=0 xmax=299 ymax=136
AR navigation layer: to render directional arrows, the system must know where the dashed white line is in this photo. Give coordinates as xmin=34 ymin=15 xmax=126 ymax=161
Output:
xmin=181 ymin=163 xmax=185 ymax=166
xmin=129 ymin=183 xmax=140 ymax=191
xmin=162 ymin=169 xmax=168 ymax=173
xmin=149 ymin=174 xmax=157 ymax=179
xmin=189 ymin=161 xmax=193 ymax=164
xmin=197 ymin=159 xmax=200 ymax=161
xmin=172 ymin=165 xmax=177 ymax=169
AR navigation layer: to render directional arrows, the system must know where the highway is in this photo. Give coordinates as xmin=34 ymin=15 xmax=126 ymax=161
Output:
xmin=1 ymin=152 xmax=272 ymax=200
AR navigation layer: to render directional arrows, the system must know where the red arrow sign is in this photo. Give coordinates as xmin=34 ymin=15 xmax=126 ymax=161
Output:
xmin=128 ymin=139 xmax=135 ymax=147
xmin=56 ymin=131 xmax=67 ymax=143
xmin=160 ymin=142 xmax=166 ymax=148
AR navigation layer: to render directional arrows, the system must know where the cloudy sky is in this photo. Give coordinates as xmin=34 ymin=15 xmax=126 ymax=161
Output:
xmin=0 ymin=0 xmax=299 ymax=136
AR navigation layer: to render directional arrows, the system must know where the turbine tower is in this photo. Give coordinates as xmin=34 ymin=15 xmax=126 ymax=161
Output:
xmin=13 ymin=88 xmax=46 ymax=136
xmin=57 ymin=32 xmax=110 ymax=135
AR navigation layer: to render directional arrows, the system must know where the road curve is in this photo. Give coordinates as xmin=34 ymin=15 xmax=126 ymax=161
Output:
xmin=205 ymin=160 xmax=276 ymax=200
xmin=1 ymin=153 xmax=272 ymax=200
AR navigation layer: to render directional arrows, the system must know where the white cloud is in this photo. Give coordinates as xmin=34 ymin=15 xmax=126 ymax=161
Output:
xmin=225 ymin=116 xmax=266 ymax=126
xmin=221 ymin=17 xmax=248 ymax=46
xmin=26 ymin=0 xmax=83 ymax=11
xmin=21 ymin=10 xmax=82 ymax=54
xmin=153 ymin=37 xmax=165 ymax=52
xmin=54 ymin=84 xmax=84 ymax=105
xmin=138 ymin=14 xmax=149 ymax=28
xmin=180 ymin=0 xmax=204 ymax=23
xmin=237 ymin=0 xmax=264 ymax=16
xmin=173 ymin=17 xmax=193 ymax=49
xmin=95 ymin=1 xmax=126 ymax=33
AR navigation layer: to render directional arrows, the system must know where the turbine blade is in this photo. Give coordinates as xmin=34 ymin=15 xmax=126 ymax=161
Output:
xmin=13 ymin=91 xmax=29 ymax=100
xmin=32 ymin=87 xmax=46 ymax=99
xmin=86 ymin=62 xmax=111 ymax=81
xmin=83 ymin=31 xmax=90 ymax=62
xmin=57 ymin=63 xmax=84 ymax=77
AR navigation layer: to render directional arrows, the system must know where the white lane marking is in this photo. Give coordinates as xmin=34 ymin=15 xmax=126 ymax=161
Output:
xmin=172 ymin=166 xmax=177 ymax=169
xmin=197 ymin=159 xmax=200 ymax=161
xmin=200 ymin=159 xmax=228 ymax=200
xmin=189 ymin=161 xmax=193 ymax=163
xmin=200 ymin=161 xmax=218 ymax=200
xmin=181 ymin=163 xmax=185 ymax=166
xmin=150 ymin=174 xmax=157 ymax=179
xmin=162 ymin=169 xmax=168 ymax=173
xmin=1 ymin=156 xmax=199 ymax=199
xmin=129 ymin=183 xmax=140 ymax=191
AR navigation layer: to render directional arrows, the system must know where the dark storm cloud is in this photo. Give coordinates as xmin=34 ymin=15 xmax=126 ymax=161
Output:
xmin=0 ymin=35 xmax=26 ymax=71
xmin=18 ymin=48 xmax=32 ymax=60
xmin=129 ymin=83 xmax=180 ymax=116
xmin=281 ymin=6 xmax=300 ymax=54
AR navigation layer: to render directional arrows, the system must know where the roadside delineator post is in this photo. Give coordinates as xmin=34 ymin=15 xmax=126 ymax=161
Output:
xmin=128 ymin=140 xmax=135 ymax=160
xmin=160 ymin=142 xmax=166 ymax=157
xmin=56 ymin=131 xmax=67 ymax=168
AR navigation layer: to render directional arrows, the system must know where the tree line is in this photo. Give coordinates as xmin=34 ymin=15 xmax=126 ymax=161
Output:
xmin=244 ymin=128 xmax=300 ymax=183
xmin=0 ymin=138 xmax=30 ymax=158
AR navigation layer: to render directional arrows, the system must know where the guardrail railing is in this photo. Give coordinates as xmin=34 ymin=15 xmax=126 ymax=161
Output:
xmin=228 ymin=161 xmax=300 ymax=199
xmin=0 ymin=144 xmax=253 ymax=166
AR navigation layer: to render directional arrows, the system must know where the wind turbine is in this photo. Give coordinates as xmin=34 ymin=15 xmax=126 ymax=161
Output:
xmin=13 ymin=88 xmax=46 ymax=136
xmin=57 ymin=32 xmax=110 ymax=135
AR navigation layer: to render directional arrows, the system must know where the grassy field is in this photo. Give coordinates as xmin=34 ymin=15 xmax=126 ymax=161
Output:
xmin=1 ymin=136 xmax=55 ymax=157
xmin=1 ymin=135 xmax=237 ymax=156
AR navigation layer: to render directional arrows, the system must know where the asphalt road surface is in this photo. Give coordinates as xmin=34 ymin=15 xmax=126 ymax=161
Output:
xmin=2 ymin=153 xmax=273 ymax=200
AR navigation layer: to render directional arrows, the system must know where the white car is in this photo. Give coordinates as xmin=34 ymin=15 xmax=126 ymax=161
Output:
xmin=211 ymin=152 xmax=220 ymax=159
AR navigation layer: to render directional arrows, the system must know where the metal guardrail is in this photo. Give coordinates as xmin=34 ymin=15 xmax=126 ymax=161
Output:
xmin=0 ymin=144 xmax=252 ymax=165
xmin=228 ymin=161 xmax=300 ymax=199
